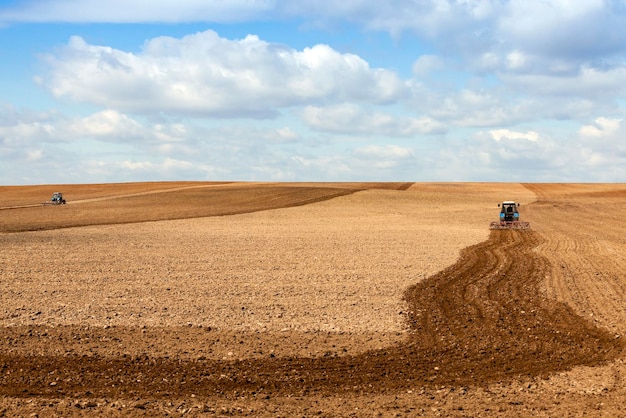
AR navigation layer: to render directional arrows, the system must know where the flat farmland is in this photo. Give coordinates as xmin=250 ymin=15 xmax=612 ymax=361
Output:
xmin=1 ymin=182 xmax=626 ymax=416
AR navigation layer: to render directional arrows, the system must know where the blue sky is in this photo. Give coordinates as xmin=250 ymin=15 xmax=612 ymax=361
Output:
xmin=1 ymin=0 xmax=626 ymax=185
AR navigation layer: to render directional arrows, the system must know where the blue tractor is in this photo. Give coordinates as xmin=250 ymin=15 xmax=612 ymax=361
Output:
xmin=489 ymin=201 xmax=530 ymax=229
xmin=43 ymin=192 xmax=66 ymax=205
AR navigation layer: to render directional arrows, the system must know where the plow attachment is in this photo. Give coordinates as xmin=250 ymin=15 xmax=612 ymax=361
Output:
xmin=490 ymin=221 xmax=531 ymax=230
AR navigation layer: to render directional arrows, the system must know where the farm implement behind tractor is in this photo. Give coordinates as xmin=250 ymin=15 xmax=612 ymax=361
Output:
xmin=489 ymin=201 xmax=530 ymax=230
xmin=42 ymin=192 xmax=66 ymax=206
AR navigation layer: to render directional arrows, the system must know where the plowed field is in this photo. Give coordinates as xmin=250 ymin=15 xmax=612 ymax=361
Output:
xmin=2 ymin=182 xmax=626 ymax=416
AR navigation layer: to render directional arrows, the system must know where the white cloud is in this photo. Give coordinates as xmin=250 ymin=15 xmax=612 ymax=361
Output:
xmin=6 ymin=1 xmax=626 ymax=70
xmin=40 ymin=31 xmax=406 ymax=117
xmin=25 ymin=148 xmax=43 ymax=162
xmin=274 ymin=127 xmax=299 ymax=142
xmin=347 ymin=144 xmax=418 ymax=177
xmin=21 ymin=3 xmax=626 ymax=127
xmin=163 ymin=158 xmax=194 ymax=169
xmin=300 ymin=104 xmax=446 ymax=136
xmin=505 ymin=50 xmax=528 ymax=71
xmin=288 ymin=1 xmax=626 ymax=86
xmin=500 ymin=64 xmax=626 ymax=100
xmin=69 ymin=109 xmax=144 ymax=139
xmin=4 ymin=2 xmax=626 ymax=184
xmin=499 ymin=0 xmax=624 ymax=59
xmin=412 ymin=55 xmax=445 ymax=77
xmin=353 ymin=144 xmax=413 ymax=160
xmin=424 ymin=89 xmax=536 ymax=127
xmin=432 ymin=129 xmax=568 ymax=181
xmin=0 ymin=104 xmax=315 ymax=183
xmin=121 ymin=160 xmax=154 ymax=171
xmin=489 ymin=129 xmax=539 ymax=142
xmin=283 ymin=144 xmax=416 ymax=180
xmin=283 ymin=1 xmax=625 ymax=73
xmin=0 ymin=108 xmax=161 ymax=145
xmin=412 ymin=79 xmax=620 ymax=129
xmin=0 ymin=117 xmax=58 ymax=145
xmin=81 ymin=157 xmax=223 ymax=182
xmin=281 ymin=0 xmax=498 ymax=39
xmin=4 ymin=102 xmax=626 ymax=184
xmin=579 ymin=117 xmax=622 ymax=137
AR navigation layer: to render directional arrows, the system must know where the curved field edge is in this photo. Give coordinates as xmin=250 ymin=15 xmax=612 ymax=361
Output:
xmin=0 ymin=182 xmax=413 ymax=233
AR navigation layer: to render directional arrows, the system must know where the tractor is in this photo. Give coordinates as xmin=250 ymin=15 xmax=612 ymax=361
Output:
xmin=43 ymin=192 xmax=66 ymax=205
xmin=489 ymin=201 xmax=530 ymax=229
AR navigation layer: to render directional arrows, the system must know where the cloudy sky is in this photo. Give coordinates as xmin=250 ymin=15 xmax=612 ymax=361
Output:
xmin=1 ymin=0 xmax=626 ymax=184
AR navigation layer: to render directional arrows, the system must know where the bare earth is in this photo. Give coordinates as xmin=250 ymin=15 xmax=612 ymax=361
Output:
xmin=1 ymin=182 xmax=626 ymax=416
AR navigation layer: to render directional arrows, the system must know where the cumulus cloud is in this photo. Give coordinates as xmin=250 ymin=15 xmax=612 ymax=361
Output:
xmin=6 ymin=1 xmax=626 ymax=68
xmin=17 ymin=2 xmax=626 ymax=117
xmin=353 ymin=144 xmax=413 ymax=160
xmin=120 ymin=160 xmax=155 ymax=171
xmin=500 ymin=65 xmax=626 ymax=100
xmin=432 ymin=128 xmax=567 ymax=181
xmin=469 ymin=1 xmax=626 ymax=92
xmin=67 ymin=109 xmax=146 ymax=140
xmin=411 ymin=55 xmax=445 ymax=77
xmin=299 ymin=104 xmax=446 ymax=136
xmin=0 ymin=106 xmax=60 ymax=145
xmin=280 ymin=0 xmax=498 ymax=39
xmin=0 ymin=108 xmax=161 ymax=146
xmin=577 ymin=115 xmax=626 ymax=169
xmin=0 ymin=104 xmax=316 ymax=183
xmin=293 ymin=1 xmax=626 ymax=86
xmin=422 ymin=89 xmax=537 ymax=127
xmin=350 ymin=144 xmax=416 ymax=174
xmin=498 ymin=0 xmax=626 ymax=62
xmin=0 ymin=106 xmax=305 ymax=153
xmin=412 ymin=80 xmax=619 ymax=129
xmin=579 ymin=117 xmax=622 ymax=138
xmin=489 ymin=129 xmax=539 ymax=142
xmin=286 ymin=1 xmax=626 ymax=72
xmin=3 ymin=1 xmax=626 ymax=183
xmin=74 ymin=157 xmax=223 ymax=184
xmin=39 ymin=31 xmax=406 ymax=118
xmin=450 ymin=117 xmax=626 ymax=182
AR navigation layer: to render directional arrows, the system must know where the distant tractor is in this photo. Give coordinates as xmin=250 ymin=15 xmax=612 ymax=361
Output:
xmin=489 ymin=201 xmax=530 ymax=230
xmin=43 ymin=192 xmax=66 ymax=205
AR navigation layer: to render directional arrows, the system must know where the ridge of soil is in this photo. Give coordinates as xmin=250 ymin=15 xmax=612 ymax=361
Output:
xmin=0 ymin=182 xmax=413 ymax=233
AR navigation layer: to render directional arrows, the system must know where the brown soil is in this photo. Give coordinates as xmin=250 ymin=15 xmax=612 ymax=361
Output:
xmin=0 ymin=182 xmax=412 ymax=232
xmin=2 ymin=182 xmax=626 ymax=416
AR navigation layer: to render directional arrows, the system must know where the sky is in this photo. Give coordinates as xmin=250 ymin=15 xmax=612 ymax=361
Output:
xmin=1 ymin=1 xmax=626 ymax=185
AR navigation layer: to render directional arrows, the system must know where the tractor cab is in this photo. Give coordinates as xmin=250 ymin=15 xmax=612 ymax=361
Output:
xmin=499 ymin=201 xmax=519 ymax=222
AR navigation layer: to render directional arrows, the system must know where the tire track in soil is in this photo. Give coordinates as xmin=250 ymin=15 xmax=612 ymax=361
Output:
xmin=523 ymin=184 xmax=626 ymax=337
xmin=1 ymin=228 xmax=622 ymax=399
